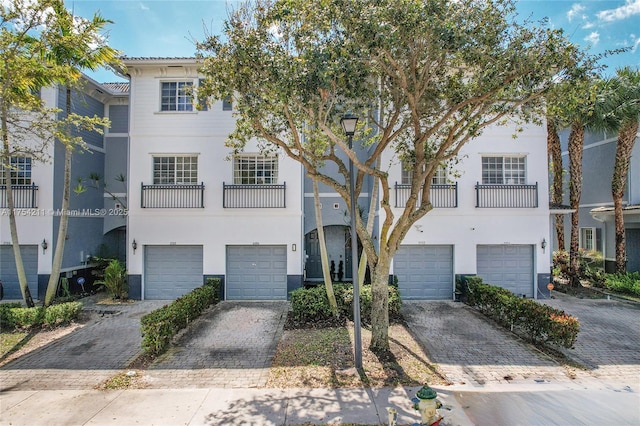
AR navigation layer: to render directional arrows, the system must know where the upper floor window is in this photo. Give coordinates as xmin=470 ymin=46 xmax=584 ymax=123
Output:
xmin=222 ymin=96 xmax=232 ymax=111
xmin=482 ymin=156 xmax=526 ymax=184
xmin=0 ymin=157 xmax=32 ymax=185
xmin=161 ymin=81 xmax=193 ymax=112
xmin=233 ymin=155 xmax=278 ymax=184
xmin=401 ymin=161 xmax=448 ymax=185
xmin=153 ymin=156 xmax=198 ymax=184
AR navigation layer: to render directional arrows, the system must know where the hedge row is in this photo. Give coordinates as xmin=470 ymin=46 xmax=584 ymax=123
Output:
xmin=464 ymin=277 xmax=579 ymax=348
xmin=0 ymin=302 xmax=83 ymax=330
xmin=140 ymin=278 xmax=221 ymax=356
xmin=290 ymin=283 xmax=401 ymax=324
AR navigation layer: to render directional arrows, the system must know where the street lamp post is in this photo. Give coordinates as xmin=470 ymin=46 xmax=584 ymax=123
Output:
xmin=340 ymin=114 xmax=362 ymax=370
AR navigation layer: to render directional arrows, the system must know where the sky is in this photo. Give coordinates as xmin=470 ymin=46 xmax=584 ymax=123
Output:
xmin=65 ymin=0 xmax=640 ymax=83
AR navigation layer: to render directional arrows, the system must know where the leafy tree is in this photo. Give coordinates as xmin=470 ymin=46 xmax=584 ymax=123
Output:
xmin=197 ymin=0 xmax=581 ymax=351
xmin=1 ymin=0 xmax=67 ymax=306
xmin=43 ymin=1 xmax=118 ymax=306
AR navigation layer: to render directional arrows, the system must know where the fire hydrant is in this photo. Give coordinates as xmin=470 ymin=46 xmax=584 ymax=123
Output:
xmin=411 ymin=385 xmax=443 ymax=426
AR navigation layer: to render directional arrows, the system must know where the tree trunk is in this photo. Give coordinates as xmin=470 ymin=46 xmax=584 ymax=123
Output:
xmin=612 ymin=120 xmax=639 ymax=273
xmin=312 ymin=178 xmax=338 ymax=316
xmin=44 ymin=85 xmax=73 ymax=306
xmin=567 ymin=122 xmax=584 ymax=286
xmin=1 ymin=104 xmax=35 ymax=307
xmin=547 ymin=120 xmax=565 ymax=250
xmin=358 ymin=157 xmax=381 ymax=287
xmin=369 ymin=250 xmax=391 ymax=353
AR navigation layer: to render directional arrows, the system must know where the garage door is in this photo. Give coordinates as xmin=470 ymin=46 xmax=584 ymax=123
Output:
xmin=394 ymin=245 xmax=453 ymax=300
xmin=226 ymin=245 xmax=287 ymax=300
xmin=144 ymin=245 xmax=203 ymax=300
xmin=477 ymin=245 xmax=533 ymax=297
xmin=0 ymin=245 xmax=38 ymax=299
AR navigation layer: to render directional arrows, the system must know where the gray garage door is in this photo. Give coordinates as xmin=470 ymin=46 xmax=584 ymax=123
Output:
xmin=394 ymin=245 xmax=453 ymax=300
xmin=477 ymin=245 xmax=534 ymax=297
xmin=0 ymin=245 xmax=38 ymax=299
xmin=144 ymin=245 xmax=203 ymax=300
xmin=226 ymin=245 xmax=287 ymax=300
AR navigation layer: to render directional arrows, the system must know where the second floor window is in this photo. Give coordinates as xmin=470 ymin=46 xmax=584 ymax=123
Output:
xmin=482 ymin=156 xmax=526 ymax=184
xmin=233 ymin=155 xmax=278 ymax=184
xmin=1 ymin=157 xmax=32 ymax=185
xmin=153 ymin=156 xmax=198 ymax=184
xmin=401 ymin=161 xmax=448 ymax=185
xmin=161 ymin=81 xmax=193 ymax=111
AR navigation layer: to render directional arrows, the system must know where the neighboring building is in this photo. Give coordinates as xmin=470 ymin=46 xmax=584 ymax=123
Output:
xmin=0 ymin=77 xmax=129 ymax=299
xmin=553 ymin=130 xmax=640 ymax=273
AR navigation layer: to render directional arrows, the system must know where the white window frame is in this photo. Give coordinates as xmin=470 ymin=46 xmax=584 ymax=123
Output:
xmin=1 ymin=157 xmax=32 ymax=185
xmin=481 ymin=156 xmax=526 ymax=185
xmin=152 ymin=155 xmax=198 ymax=184
xmin=401 ymin=161 xmax=448 ymax=185
xmin=233 ymin=154 xmax=278 ymax=184
xmin=160 ymin=81 xmax=194 ymax=112
xmin=580 ymin=227 xmax=596 ymax=251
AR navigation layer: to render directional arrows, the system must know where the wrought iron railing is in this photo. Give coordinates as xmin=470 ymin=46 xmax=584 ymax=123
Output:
xmin=141 ymin=182 xmax=205 ymax=208
xmin=394 ymin=182 xmax=458 ymax=208
xmin=0 ymin=183 xmax=39 ymax=208
xmin=475 ymin=182 xmax=538 ymax=208
xmin=223 ymin=182 xmax=286 ymax=208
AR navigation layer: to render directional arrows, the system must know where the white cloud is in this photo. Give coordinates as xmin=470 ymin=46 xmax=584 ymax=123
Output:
xmin=139 ymin=3 xmax=150 ymax=12
xmin=582 ymin=21 xmax=595 ymax=29
xmin=567 ymin=3 xmax=586 ymax=21
xmin=597 ymin=0 xmax=640 ymax=22
xmin=584 ymin=31 xmax=600 ymax=45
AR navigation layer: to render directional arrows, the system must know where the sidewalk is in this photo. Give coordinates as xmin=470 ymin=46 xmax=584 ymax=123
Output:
xmin=2 ymin=383 xmax=638 ymax=425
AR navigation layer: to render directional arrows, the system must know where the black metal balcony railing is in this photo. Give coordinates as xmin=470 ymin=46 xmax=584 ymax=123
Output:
xmin=394 ymin=182 xmax=458 ymax=208
xmin=141 ymin=182 xmax=205 ymax=208
xmin=475 ymin=182 xmax=538 ymax=208
xmin=223 ymin=182 xmax=286 ymax=208
xmin=0 ymin=183 xmax=39 ymax=208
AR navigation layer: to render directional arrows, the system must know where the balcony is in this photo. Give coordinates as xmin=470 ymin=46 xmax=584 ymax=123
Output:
xmin=475 ymin=182 xmax=538 ymax=208
xmin=141 ymin=183 xmax=205 ymax=208
xmin=0 ymin=184 xmax=39 ymax=208
xmin=394 ymin=182 xmax=458 ymax=208
xmin=223 ymin=182 xmax=286 ymax=208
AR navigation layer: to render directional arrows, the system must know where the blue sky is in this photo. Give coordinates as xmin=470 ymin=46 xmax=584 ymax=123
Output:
xmin=67 ymin=0 xmax=640 ymax=83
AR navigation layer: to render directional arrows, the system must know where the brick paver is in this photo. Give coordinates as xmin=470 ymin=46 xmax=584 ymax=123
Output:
xmin=2 ymin=292 xmax=638 ymax=391
xmin=144 ymin=301 xmax=289 ymax=388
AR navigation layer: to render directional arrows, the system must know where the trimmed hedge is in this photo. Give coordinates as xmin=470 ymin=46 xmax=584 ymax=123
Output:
xmin=290 ymin=283 xmax=401 ymax=324
xmin=464 ymin=278 xmax=579 ymax=348
xmin=140 ymin=278 xmax=221 ymax=356
xmin=0 ymin=302 xmax=83 ymax=330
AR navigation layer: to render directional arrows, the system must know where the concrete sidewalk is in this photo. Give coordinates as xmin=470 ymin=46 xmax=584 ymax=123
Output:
xmin=2 ymin=383 xmax=638 ymax=425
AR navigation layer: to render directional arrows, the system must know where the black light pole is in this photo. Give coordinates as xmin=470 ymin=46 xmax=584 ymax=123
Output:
xmin=341 ymin=114 xmax=362 ymax=370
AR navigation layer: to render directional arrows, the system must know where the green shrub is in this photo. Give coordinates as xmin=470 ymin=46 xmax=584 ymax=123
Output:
xmin=289 ymin=283 xmax=401 ymax=325
xmin=95 ymin=259 xmax=128 ymax=299
xmin=465 ymin=278 xmax=579 ymax=348
xmin=0 ymin=302 xmax=82 ymax=331
xmin=602 ymin=272 xmax=640 ymax=297
xmin=140 ymin=278 xmax=221 ymax=356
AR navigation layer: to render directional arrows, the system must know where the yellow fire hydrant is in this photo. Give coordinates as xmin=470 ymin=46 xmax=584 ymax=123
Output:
xmin=412 ymin=385 xmax=443 ymax=426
